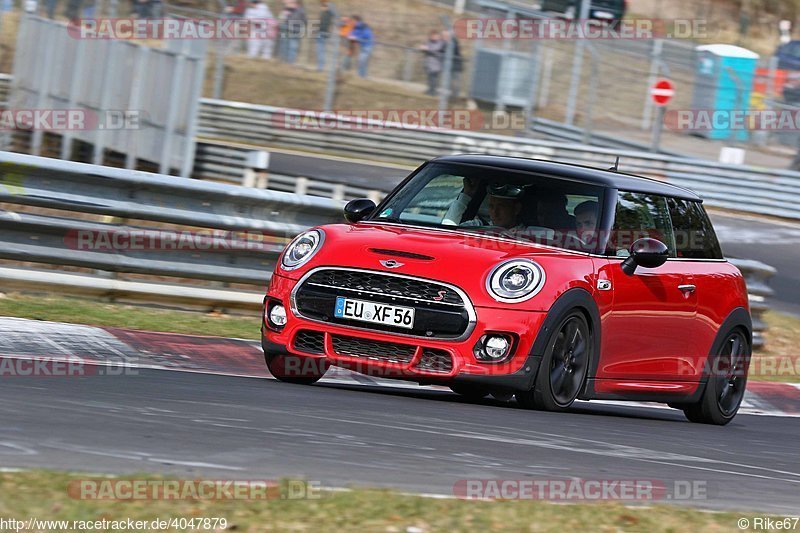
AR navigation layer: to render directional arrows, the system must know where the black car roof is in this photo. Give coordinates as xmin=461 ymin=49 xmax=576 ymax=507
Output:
xmin=431 ymin=154 xmax=702 ymax=202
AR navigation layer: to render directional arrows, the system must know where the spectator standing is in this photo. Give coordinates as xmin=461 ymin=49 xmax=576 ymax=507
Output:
xmin=348 ymin=15 xmax=373 ymax=78
xmin=65 ymin=0 xmax=81 ymax=20
xmin=42 ymin=0 xmax=56 ymax=17
xmin=339 ymin=15 xmax=356 ymax=71
xmin=419 ymin=30 xmax=444 ymax=96
xmin=245 ymin=0 xmax=274 ymax=59
xmin=149 ymin=0 xmax=162 ymax=18
xmin=316 ymin=0 xmax=336 ymax=71
xmin=132 ymin=0 xmax=147 ymax=18
xmin=81 ymin=0 xmax=95 ymax=18
xmin=225 ymin=0 xmax=249 ymax=53
xmin=443 ymin=30 xmax=464 ymax=98
xmin=279 ymin=0 xmax=307 ymax=64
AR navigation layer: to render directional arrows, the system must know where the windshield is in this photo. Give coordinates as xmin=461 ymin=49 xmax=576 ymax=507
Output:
xmin=370 ymin=162 xmax=606 ymax=253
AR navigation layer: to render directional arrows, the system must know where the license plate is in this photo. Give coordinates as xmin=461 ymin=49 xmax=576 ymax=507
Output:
xmin=594 ymin=10 xmax=614 ymax=19
xmin=334 ymin=297 xmax=415 ymax=329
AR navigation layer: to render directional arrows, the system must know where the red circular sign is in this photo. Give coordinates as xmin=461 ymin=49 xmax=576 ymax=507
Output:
xmin=650 ymin=79 xmax=675 ymax=106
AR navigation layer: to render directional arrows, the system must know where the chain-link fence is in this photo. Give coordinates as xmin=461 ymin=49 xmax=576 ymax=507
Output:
xmin=3 ymin=0 xmax=798 ymax=163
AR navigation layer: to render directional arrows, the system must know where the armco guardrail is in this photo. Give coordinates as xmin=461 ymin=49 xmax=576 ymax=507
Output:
xmin=0 ymin=151 xmax=342 ymax=308
xmin=732 ymin=258 xmax=777 ymax=349
xmin=197 ymin=98 xmax=800 ymax=221
xmin=193 ymin=141 xmax=387 ymax=201
xmin=0 ymin=70 xmax=797 ymax=221
xmin=0 ymin=152 xmax=774 ymax=346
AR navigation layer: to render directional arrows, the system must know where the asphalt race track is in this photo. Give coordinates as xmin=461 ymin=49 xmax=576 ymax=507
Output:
xmin=2 ymin=157 xmax=800 ymax=515
xmin=1 ymin=328 xmax=800 ymax=513
xmin=711 ymin=212 xmax=800 ymax=316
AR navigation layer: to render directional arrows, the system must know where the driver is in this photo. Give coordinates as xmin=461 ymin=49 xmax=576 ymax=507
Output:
xmin=442 ymin=178 xmax=556 ymax=243
xmin=443 ymin=177 xmax=525 ymax=229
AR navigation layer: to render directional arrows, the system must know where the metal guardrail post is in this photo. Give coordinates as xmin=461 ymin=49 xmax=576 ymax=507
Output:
xmin=242 ymin=150 xmax=270 ymax=188
xmin=641 ymin=38 xmax=663 ymax=131
xmin=323 ymin=30 xmax=341 ymax=113
xmin=439 ymin=15 xmax=455 ymax=113
xmin=564 ymin=0 xmax=590 ymax=125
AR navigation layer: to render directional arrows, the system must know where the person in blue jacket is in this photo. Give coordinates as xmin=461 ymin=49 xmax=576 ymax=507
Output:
xmin=348 ymin=15 xmax=374 ymax=78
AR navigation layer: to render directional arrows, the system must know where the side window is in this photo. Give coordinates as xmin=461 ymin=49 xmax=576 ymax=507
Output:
xmin=607 ymin=191 xmax=676 ymax=257
xmin=667 ymin=198 xmax=724 ymax=259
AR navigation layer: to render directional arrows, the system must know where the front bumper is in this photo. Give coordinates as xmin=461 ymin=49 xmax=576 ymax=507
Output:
xmin=263 ymin=272 xmax=547 ymax=390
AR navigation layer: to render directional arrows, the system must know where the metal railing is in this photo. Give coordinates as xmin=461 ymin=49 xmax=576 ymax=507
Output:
xmin=0 ymin=67 xmax=798 ymax=221
xmin=0 ymin=152 xmax=774 ymax=348
xmin=0 ymin=151 xmax=341 ymax=309
xmin=192 ymin=141 xmax=388 ymax=201
xmin=196 ymin=98 xmax=800 ymax=220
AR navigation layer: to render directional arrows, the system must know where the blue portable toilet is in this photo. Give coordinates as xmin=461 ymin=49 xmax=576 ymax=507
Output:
xmin=692 ymin=44 xmax=759 ymax=141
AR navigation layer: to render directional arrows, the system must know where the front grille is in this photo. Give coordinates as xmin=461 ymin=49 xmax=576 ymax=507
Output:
xmin=305 ymin=269 xmax=463 ymax=305
xmin=294 ymin=268 xmax=473 ymax=339
xmin=293 ymin=330 xmax=325 ymax=355
xmin=416 ymin=348 xmax=453 ymax=373
xmin=331 ymin=334 xmax=416 ymax=364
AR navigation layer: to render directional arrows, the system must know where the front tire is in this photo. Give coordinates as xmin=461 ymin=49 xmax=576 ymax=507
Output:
xmin=683 ymin=330 xmax=750 ymax=425
xmin=516 ymin=311 xmax=591 ymax=411
xmin=265 ymin=352 xmax=329 ymax=385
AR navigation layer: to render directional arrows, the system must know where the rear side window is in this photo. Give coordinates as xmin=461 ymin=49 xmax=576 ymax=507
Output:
xmin=607 ymin=191 xmax=676 ymax=257
xmin=667 ymin=198 xmax=724 ymax=259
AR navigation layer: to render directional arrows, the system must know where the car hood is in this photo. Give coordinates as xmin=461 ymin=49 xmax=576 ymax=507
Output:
xmin=291 ymin=221 xmax=566 ymax=279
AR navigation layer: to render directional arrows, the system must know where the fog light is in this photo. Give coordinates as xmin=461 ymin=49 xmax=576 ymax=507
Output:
xmin=268 ymin=304 xmax=287 ymax=328
xmin=485 ymin=336 xmax=510 ymax=359
xmin=473 ymin=334 xmax=513 ymax=363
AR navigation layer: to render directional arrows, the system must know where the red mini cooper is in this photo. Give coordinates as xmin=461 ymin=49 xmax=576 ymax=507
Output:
xmin=262 ymin=155 xmax=751 ymax=425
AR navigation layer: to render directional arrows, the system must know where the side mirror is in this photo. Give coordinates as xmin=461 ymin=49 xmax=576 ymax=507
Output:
xmin=343 ymin=198 xmax=376 ymax=223
xmin=621 ymin=238 xmax=669 ymax=276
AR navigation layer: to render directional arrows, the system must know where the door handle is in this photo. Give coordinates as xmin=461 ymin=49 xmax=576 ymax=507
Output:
xmin=678 ymin=284 xmax=696 ymax=293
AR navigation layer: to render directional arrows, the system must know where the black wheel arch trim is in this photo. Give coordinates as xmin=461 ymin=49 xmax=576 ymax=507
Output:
xmin=698 ymin=306 xmax=753 ymax=383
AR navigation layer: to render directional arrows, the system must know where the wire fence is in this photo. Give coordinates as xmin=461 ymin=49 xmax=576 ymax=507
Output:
xmin=2 ymin=0 xmax=797 ymax=159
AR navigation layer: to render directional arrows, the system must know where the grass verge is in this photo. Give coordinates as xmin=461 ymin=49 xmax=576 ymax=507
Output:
xmin=0 ymin=470 xmax=769 ymax=532
xmin=0 ymin=292 xmax=259 ymax=340
xmin=0 ymin=292 xmax=799 ymax=382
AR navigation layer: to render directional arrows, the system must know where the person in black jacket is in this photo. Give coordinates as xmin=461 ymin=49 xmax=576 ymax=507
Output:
xmin=443 ymin=30 xmax=464 ymax=98
xmin=316 ymin=1 xmax=336 ymax=71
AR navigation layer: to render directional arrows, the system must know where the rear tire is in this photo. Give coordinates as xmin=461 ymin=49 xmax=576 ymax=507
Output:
xmin=682 ymin=330 xmax=750 ymax=425
xmin=516 ymin=311 xmax=591 ymax=412
xmin=265 ymin=352 xmax=328 ymax=385
xmin=450 ymin=384 xmax=490 ymax=400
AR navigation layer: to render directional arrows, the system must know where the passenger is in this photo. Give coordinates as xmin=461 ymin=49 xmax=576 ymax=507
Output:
xmin=574 ymin=200 xmax=599 ymax=241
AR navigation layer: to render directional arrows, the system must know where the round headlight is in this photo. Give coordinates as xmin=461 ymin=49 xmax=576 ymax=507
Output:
xmin=281 ymin=229 xmax=324 ymax=270
xmin=487 ymin=259 xmax=545 ymax=303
